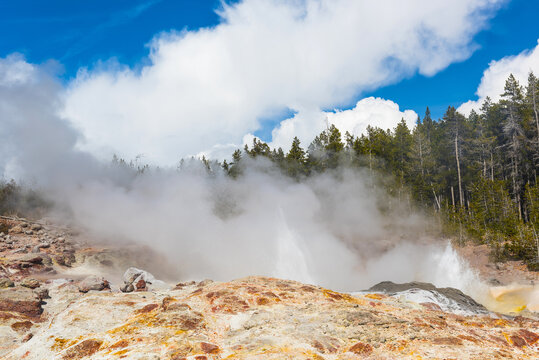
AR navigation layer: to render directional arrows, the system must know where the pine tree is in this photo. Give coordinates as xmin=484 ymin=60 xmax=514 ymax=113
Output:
xmin=501 ymin=74 xmax=525 ymax=218
xmin=526 ymin=72 xmax=539 ymax=178
xmin=286 ymin=137 xmax=307 ymax=178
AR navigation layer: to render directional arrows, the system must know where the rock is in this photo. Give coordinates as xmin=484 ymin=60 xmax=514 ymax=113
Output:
xmin=198 ymin=279 xmax=214 ymax=287
xmin=55 ymin=253 xmax=75 ymax=266
xmin=0 ymin=277 xmax=15 ymax=288
xmin=33 ymin=288 xmax=50 ymax=300
xmin=9 ymin=225 xmax=23 ymax=234
xmin=30 ymin=224 xmax=42 ymax=231
xmin=135 ymin=279 xmax=147 ymax=291
xmin=24 ymin=230 xmax=33 ymax=235
xmin=200 ymin=342 xmax=220 ymax=354
xmin=37 ymin=253 xmax=53 ymax=266
xmin=120 ymin=283 xmax=134 ymax=293
xmin=32 ymin=243 xmax=51 ymax=253
xmin=20 ymin=278 xmax=41 ymax=289
xmin=11 ymin=320 xmax=33 ymax=333
xmin=0 ymin=287 xmax=43 ymax=318
xmin=18 ymin=254 xmax=44 ymax=265
xmin=368 ymin=281 xmax=488 ymax=314
xmin=348 ymin=342 xmax=373 ymax=356
xmin=121 ymin=267 xmax=167 ymax=292
xmin=123 ymin=267 xmax=155 ymax=284
xmin=1 ymin=276 xmax=538 ymax=360
xmin=175 ymin=280 xmax=196 ymax=289
xmin=62 ymin=339 xmax=103 ymax=359
xmin=78 ymin=276 xmax=110 ymax=293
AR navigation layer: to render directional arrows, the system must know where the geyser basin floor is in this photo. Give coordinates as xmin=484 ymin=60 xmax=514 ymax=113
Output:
xmin=1 ymin=276 xmax=538 ymax=359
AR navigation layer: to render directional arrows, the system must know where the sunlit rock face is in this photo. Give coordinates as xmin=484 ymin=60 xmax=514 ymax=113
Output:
xmin=1 ymin=276 xmax=538 ymax=360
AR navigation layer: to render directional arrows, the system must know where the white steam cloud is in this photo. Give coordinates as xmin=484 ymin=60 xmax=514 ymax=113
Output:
xmin=458 ymin=38 xmax=539 ymax=115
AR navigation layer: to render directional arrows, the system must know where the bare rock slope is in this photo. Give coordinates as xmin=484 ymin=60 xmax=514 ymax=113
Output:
xmin=1 ymin=276 xmax=537 ymax=359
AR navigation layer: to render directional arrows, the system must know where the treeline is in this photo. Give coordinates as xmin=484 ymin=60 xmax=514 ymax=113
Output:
xmin=0 ymin=180 xmax=49 ymax=219
xmin=217 ymin=73 xmax=539 ymax=268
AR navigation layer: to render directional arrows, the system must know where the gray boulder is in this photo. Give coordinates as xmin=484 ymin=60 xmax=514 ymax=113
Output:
xmin=120 ymin=267 xmax=167 ymax=292
xmin=78 ymin=275 xmax=110 ymax=293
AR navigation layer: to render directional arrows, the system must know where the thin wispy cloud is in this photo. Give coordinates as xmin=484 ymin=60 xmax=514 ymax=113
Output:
xmin=58 ymin=0 xmax=164 ymax=62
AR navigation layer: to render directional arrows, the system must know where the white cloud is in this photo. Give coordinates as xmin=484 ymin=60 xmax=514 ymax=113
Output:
xmin=61 ymin=0 xmax=502 ymax=164
xmin=0 ymin=54 xmax=36 ymax=87
xmin=268 ymin=97 xmax=417 ymax=151
xmin=458 ymin=38 xmax=539 ymax=115
xmin=328 ymin=97 xmax=417 ymax=138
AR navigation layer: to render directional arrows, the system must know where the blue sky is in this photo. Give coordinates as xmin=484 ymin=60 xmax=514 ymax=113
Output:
xmin=0 ymin=0 xmax=222 ymax=73
xmin=1 ymin=0 xmax=538 ymax=162
xmin=1 ymin=0 xmax=537 ymax=121
xmin=370 ymin=0 xmax=539 ymax=119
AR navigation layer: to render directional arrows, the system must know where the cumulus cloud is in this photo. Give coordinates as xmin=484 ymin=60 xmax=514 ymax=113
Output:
xmin=62 ymin=0 xmax=503 ymax=164
xmin=268 ymin=98 xmax=417 ymax=151
xmin=328 ymin=98 xmax=417 ymax=138
xmin=458 ymin=38 xmax=539 ymax=115
xmin=0 ymin=54 xmax=36 ymax=87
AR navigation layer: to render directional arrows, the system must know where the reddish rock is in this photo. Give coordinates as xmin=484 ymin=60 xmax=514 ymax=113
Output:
xmin=135 ymin=303 xmax=159 ymax=314
xmin=200 ymin=342 xmax=220 ymax=354
xmin=62 ymin=339 xmax=102 ymax=359
xmin=312 ymin=337 xmax=339 ymax=354
xmin=135 ymin=279 xmax=147 ymax=291
xmin=0 ymin=288 xmax=43 ymax=318
xmin=509 ymin=334 xmax=527 ymax=348
xmin=108 ymin=340 xmax=129 ymax=350
xmin=178 ymin=312 xmax=203 ymax=330
xmin=517 ymin=329 xmax=539 ymax=345
xmin=432 ymin=337 xmax=463 ymax=346
xmin=11 ymin=320 xmax=33 ymax=333
xmin=348 ymin=342 xmax=373 ymax=356
xmin=421 ymin=302 xmax=443 ymax=311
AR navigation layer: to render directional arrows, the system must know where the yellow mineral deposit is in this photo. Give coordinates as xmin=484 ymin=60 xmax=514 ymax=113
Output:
xmin=486 ymin=284 xmax=539 ymax=314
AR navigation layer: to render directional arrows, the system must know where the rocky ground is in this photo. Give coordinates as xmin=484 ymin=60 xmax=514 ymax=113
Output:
xmin=1 ymin=217 xmax=538 ymax=359
xmin=456 ymin=244 xmax=538 ymax=287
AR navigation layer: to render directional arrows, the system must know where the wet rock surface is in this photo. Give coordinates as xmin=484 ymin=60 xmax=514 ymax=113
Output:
xmin=368 ymin=281 xmax=489 ymax=314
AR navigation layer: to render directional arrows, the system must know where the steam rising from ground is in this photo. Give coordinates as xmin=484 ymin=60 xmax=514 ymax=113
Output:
xmin=52 ymin=161 xmax=481 ymax=293
xmin=58 ymin=164 xmax=437 ymax=292
xmin=0 ymin=53 xmax=483 ymax=295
